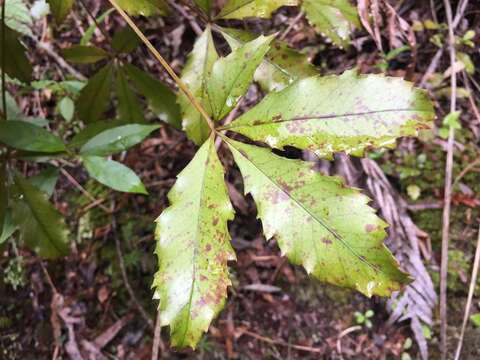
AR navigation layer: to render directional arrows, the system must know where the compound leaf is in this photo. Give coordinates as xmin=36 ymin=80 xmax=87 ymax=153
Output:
xmin=62 ymin=45 xmax=109 ymax=64
xmin=76 ymin=63 xmax=114 ymax=123
xmin=153 ymin=136 xmax=235 ymax=348
xmin=115 ymin=0 xmax=168 ymax=16
xmin=80 ymin=124 xmax=160 ymax=156
xmin=225 ymin=138 xmax=410 ymax=296
xmin=124 ymin=63 xmax=181 ymax=128
xmin=0 ymin=120 xmax=66 ymax=153
xmin=218 ymin=0 xmax=298 ymax=19
xmin=206 ymin=34 xmax=273 ymax=121
xmin=82 ymin=156 xmax=148 ymax=194
xmin=178 ymin=27 xmax=217 ymax=145
xmin=12 ymin=172 xmax=69 ymax=259
xmin=47 ymin=0 xmax=74 ymax=24
xmin=225 ymin=71 xmax=435 ymax=158
xmin=303 ymin=0 xmax=360 ymax=46
xmin=221 ymin=27 xmax=317 ymax=92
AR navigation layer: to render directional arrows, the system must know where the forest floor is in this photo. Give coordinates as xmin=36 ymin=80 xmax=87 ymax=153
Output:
xmin=1 ymin=0 xmax=480 ymax=359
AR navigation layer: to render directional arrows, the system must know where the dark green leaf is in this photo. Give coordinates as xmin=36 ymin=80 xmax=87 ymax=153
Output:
xmin=115 ymin=66 xmax=144 ymax=123
xmin=218 ymin=0 xmax=298 ymax=19
xmin=0 ymin=211 xmax=17 ymax=245
xmin=80 ymin=124 xmax=160 ymax=156
xmin=115 ymin=0 xmax=168 ymax=16
xmin=76 ymin=63 xmax=114 ymax=123
xmin=62 ymin=45 xmax=109 ymax=64
xmin=0 ymin=27 xmax=32 ymax=83
xmin=225 ymin=71 xmax=435 ymax=158
xmin=178 ymin=27 xmax=217 ymax=145
xmin=153 ymin=136 xmax=234 ymax=348
xmin=225 ymin=138 xmax=410 ymax=296
xmin=29 ymin=166 xmax=59 ymax=197
xmin=12 ymin=172 xmax=69 ymax=259
xmin=206 ymin=34 xmax=273 ymax=120
xmin=47 ymin=0 xmax=74 ymax=24
xmin=0 ymin=120 xmax=66 ymax=153
xmin=112 ymin=27 xmax=141 ymax=53
xmin=82 ymin=156 xmax=148 ymax=194
xmin=221 ymin=27 xmax=317 ymax=92
xmin=124 ymin=63 xmax=181 ymax=128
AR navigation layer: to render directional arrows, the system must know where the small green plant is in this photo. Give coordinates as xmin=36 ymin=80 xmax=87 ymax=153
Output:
xmin=354 ymin=309 xmax=374 ymax=329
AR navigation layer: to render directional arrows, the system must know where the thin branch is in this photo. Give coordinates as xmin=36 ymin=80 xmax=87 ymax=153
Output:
xmin=151 ymin=309 xmax=164 ymax=360
xmin=454 ymin=226 xmax=480 ymax=360
xmin=111 ymin=209 xmax=154 ymax=330
xmin=106 ymin=0 xmax=215 ymax=132
xmin=242 ymin=330 xmax=324 ymax=353
xmin=440 ymin=0 xmax=458 ymax=358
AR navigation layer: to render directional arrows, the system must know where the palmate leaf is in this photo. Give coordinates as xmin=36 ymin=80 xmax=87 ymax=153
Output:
xmin=153 ymin=136 xmax=235 ymax=348
xmin=225 ymin=138 xmax=410 ymax=296
xmin=221 ymin=28 xmax=317 ymax=92
xmin=12 ymin=172 xmax=69 ymax=259
xmin=303 ymin=0 xmax=360 ymax=46
xmin=224 ymin=70 xmax=435 ymax=158
xmin=178 ymin=27 xmax=218 ymax=145
xmin=218 ymin=0 xmax=298 ymax=19
xmin=206 ymin=34 xmax=274 ymax=121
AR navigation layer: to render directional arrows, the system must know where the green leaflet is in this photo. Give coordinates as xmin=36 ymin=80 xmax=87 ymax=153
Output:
xmin=206 ymin=34 xmax=274 ymax=121
xmin=0 ymin=121 xmax=66 ymax=153
xmin=111 ymin=27 xmax=141 ymax=53
xmin=0 ymin=27 xmax=32 ymax=83
xmin=153 ymin=136 xmax=235 ymax=348
xmin=69 ymin=119 xmax=125 ymax=149
xmin=124 ymin=63 xmax=181 ymax=128
xmin=115 ymin=0 xmax=168 ymax=16
xmin=218 ymin=0 xmax=298 ymax=19
xmin=221 ymin=28 xmax=317 ymax=92
xmin=0 ymin=211 xmax=17 ymax=245
xmin=225 ymin=138 xmax=410 ymax=296
xmin=76 ymin=63 xmax=114 ymax=123
xmin=12 ymin=172 xmax=69 ymax=259
xmin=225 ymin=71 xmax=435 ymax=158
xmin=82 ymin=156 xmax=148 ymax=194
xmin=47 ymin=0 xmax=74 ymax=24
xmin=62 ymin=45 xmax=109 ymax=64
xmin=115 ymin=66 xmax=145 ymax=123
xmin=58 ymin=97 xmax=75 ymax=122
xmin=178 ymin=27 xmax=217 ymax=145
xmin=303 ymin=0 xmax=360 ymax=46
xmin=80 ymin=124 xmax=160 ymax=156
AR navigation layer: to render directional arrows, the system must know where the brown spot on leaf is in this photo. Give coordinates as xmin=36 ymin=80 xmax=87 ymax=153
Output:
xmin=365 ymin=224 xmax=376 ymax=233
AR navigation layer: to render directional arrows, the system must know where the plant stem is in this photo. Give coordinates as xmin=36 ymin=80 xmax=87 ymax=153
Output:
xmin=440 ymin=0 xmax=458 ymax=358
xmin=1 ymin=0 xmax=7 ymax=121
xmin=106 ymin=0 xmax=216 ymax=132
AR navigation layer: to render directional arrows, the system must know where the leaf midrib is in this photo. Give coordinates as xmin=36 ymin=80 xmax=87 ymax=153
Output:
xmin=225 ymin=108 xmax=433 ymax=129
xmin=178 ymin=140 xmax=212 ymax=347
